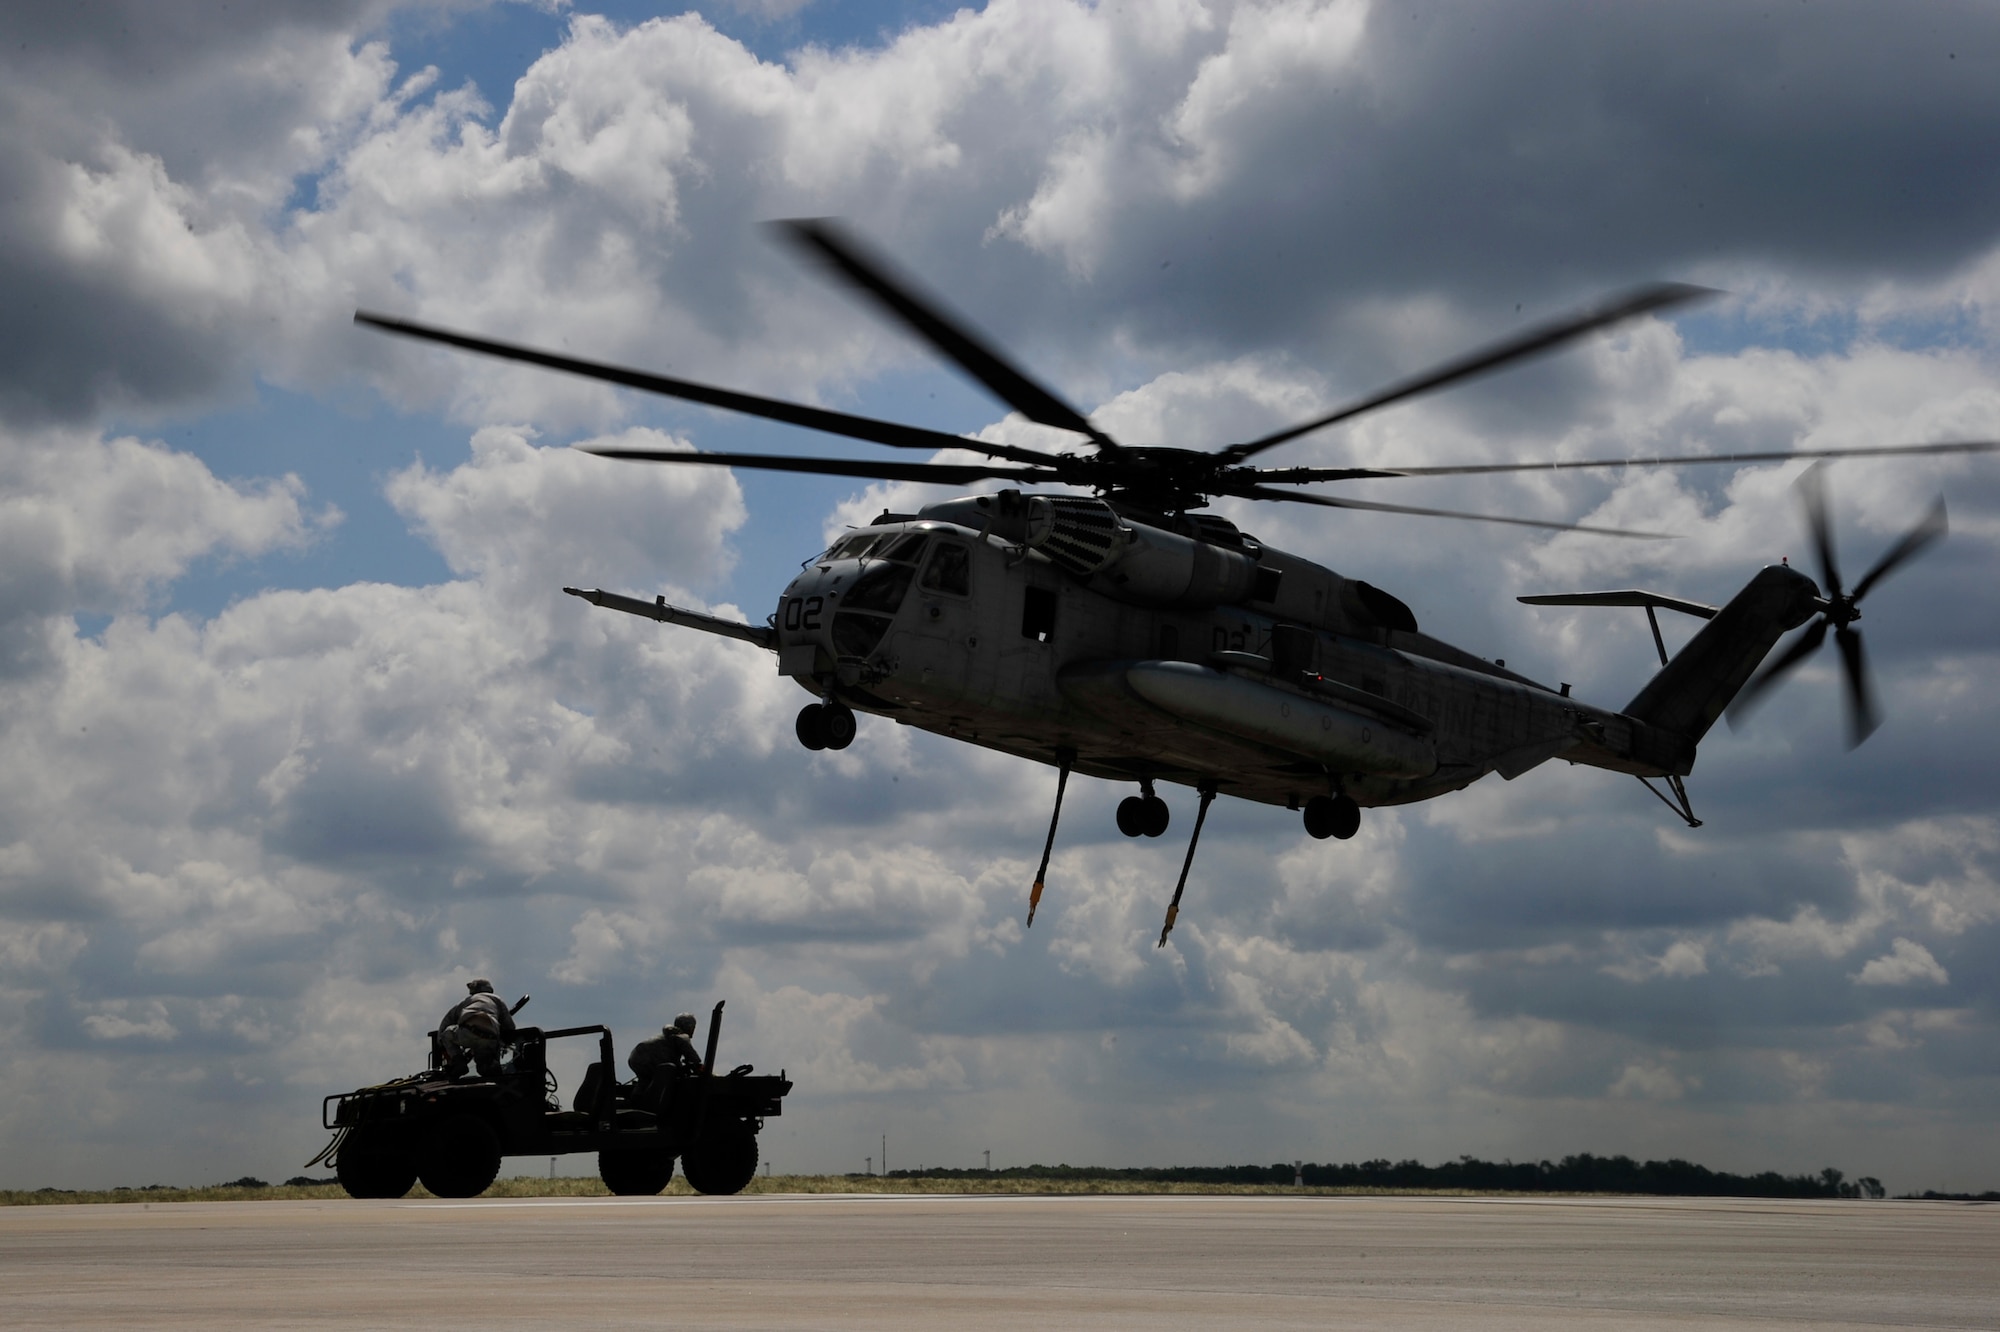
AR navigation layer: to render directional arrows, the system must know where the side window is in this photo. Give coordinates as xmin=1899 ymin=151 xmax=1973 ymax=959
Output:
xmin=1021 ymin=586 xmax=1057 ymax=643
xmin=920 ymin=542 xmax=971 ymax=596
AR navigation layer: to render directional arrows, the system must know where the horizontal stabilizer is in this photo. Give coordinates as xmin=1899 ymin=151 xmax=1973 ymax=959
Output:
xmin=564 ymin=587 xmax=776 ymax=650
xmin=1518 ymin=589 xmax=1718 ymax=620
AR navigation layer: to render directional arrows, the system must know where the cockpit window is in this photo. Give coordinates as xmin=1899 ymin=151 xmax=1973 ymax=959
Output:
xmin=843 ymin=562 xmax=916 ymax=613
xmin=879 ymin=533 xmax=930 ymax=564
xmin=825 ymin=533 xmax=877 ymax=561
xmin=920 ymin=542 xmax=970 ymax=596
xmin=823 ymin=532 xmax=930 ymax=564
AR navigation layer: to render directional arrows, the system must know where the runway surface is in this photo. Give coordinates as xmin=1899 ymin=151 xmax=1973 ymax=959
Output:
xmin=4 ymin=1192 xmax=1993 ymax=1329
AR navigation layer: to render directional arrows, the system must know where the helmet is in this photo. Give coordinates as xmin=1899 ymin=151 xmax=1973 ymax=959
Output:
xmin=672 ymin=1013 xmax=697 ymax=1036
xmin=467 ymin=978 xmax=495 ymax=994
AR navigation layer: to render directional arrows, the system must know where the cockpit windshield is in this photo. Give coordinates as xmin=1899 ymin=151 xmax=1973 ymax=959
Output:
xmin=877 ymin=533 xmax=929 ymax=563
xmin=825 ymin=533 xmax=877 ymax=561
xmin=843 ymin=562 xmax=917 ymax=613
xmin=823 ymin=531 xmax=931 ymax=565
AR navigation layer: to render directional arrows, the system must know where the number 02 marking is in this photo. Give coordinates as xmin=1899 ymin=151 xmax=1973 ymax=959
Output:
xmin=784 ymin=597 xmax=824 ymax=632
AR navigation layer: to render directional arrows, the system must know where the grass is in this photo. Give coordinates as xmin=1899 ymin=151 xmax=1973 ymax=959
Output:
xmin=0 ymin=1174 xmax=1515 ymax=1206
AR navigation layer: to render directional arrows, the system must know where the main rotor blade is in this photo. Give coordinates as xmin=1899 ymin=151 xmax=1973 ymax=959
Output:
xmin=1727 ymin=617 xmax=1829 ymax=726
xmin=1249 ymin=440 xmax=2000 ymax=481
xmin=579 ymin=445 xmax=1062 ymax=488
xmin=1834 ymin=624 xmax=1880 ymax=748
xmin=1797 ymin=461 xmax=1844 ymax=602
xmin=1221 ymin=282 xmax=1715 ymax=463
xmin=775 ymin=219 xmax=1118 ymax=450
xmin=353 ymin=311 xmax=1066 ymax=469
xmin=1850 ymin=497 xmax=1948 ymax=603
xmin=1221 ymin=482 xmax=1676 ymax=538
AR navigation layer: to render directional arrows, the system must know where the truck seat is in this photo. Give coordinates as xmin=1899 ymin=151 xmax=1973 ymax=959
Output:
xmin=574 ymin=1061 xmax=607 ymax=1113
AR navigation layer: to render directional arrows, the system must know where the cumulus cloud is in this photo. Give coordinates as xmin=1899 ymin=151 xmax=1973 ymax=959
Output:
xmin=1853 ymin=938 xmax=1950 ymax=987
xmin=1609 ymin=1060 xmax=1694 ymax=1102
xmin=384 ymin=424 xmax=744 ymax=589
xmin=0 ymin=422 xmax=323 ymax=676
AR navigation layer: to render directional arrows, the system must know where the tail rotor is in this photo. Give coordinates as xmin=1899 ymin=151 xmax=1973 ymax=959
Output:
xmin=1727 ymin=462 xmax=1946 ymax=747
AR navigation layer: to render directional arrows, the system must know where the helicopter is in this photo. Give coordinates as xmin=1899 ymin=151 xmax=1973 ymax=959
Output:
xmin=356 ymin=221 xmax=1996 ymax=946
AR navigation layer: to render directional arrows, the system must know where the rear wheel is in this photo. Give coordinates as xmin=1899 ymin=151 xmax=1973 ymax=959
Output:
xmin=1303 ymin=794 xmax=1361 ymax=841
xmin=598 ymin=1149 xmax=675 ymax=1197
xmin=417 ymin=1115 xmax=503 ymax=1199
xmin=1327 ymin=794 xmax=1361 ymax=840
xmin=1115 ymin=796 xmax=1148 ymax=838
xmin=335 ymin=1136 xmax=417 ymax=1199
xmin=681 ymin=1126 xmax=759 ymax=1196
xmin=1141 ymin=795 xmax=1170 ymax=838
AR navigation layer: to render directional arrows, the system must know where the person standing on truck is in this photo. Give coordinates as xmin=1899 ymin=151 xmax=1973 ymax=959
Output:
xmin=627 ymin=1013 xmax=703 ymax=1105
xmin=438 ymin=979 xmax=516 ymax=1080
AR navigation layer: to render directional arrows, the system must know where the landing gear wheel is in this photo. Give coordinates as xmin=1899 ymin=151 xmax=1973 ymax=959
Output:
xmin=819 ymin=702 xmax=857 ymax=750
xmin=1116 ymin=796 xmax=1148 ymax=838
xmin=795 ymin=704 xmax=828 ymax=751
xmin=416 ymin=1115 xmax=503 ymax=1199
xmin=1328 ymin=794 xmax=1360 ymax=840
xmin=1141 ymin=795 xmax=1171 ymax=838
xmin=335 ymin=1137 xmax=417 ymax=1199
xmin=681 ymin=1126 xmax=759 ymax=1196
xmin=598 ymin=1149 xmax=676 ymax=1197
xmin=1303 ymin=794 xmax=1361 ymax=841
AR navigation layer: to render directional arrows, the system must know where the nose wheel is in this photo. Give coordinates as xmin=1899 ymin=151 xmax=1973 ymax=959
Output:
xmin=1303 ymin=793 xmax=1360 ymax=840
xmin=795 ymin=701 xmax=857 ymax=751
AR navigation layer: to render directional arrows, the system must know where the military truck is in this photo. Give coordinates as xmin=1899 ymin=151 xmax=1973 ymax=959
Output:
xmin=318 ymin=1000 xmax=791 ymax=1199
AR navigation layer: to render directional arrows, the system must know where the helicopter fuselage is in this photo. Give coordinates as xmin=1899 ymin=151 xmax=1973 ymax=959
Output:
xmin=768 ymin=495 xmax=1733 ymax=812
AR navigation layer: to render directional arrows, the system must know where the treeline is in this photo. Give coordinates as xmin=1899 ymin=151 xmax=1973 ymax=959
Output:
xmin=875 ymin=1154 xmax=1887 ymax=1198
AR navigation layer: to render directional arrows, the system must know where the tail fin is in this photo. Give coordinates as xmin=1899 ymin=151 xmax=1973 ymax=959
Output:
xmin=1623 ymin=565 xmax=1821 ymax=741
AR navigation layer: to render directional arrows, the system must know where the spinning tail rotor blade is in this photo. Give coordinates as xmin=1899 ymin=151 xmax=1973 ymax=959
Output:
xmin=1728 ymin=617 xmax=1829 ymax=726
xmin=1728 ymin=479 xmax=1946 ymax=744
xmin=1798 ymin=461 xmax=1844 ymax=601
xmin=775 ymin=218 xmax=1117 ymax=450
xmin=1850 ymin=498 xmax=1947 ymax=603
xmin=1834 ymin=625 xmax=1880 ymax=748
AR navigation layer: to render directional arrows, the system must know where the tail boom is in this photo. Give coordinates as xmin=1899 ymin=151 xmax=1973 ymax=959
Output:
xmin=1621 ymin=564 xmax=1822 ymax=745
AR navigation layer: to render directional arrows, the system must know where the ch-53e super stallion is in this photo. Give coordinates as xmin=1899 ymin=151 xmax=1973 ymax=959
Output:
xmin=357 ymin=221 xmax=1995 ymax=945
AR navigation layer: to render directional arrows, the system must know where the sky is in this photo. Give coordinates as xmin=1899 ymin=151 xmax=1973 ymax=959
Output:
xmin=1 ymin=0 xmax=1997 ymax=1192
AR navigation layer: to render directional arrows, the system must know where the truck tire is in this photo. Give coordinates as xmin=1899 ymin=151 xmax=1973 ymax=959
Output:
xmin=336 ymin=1137 xmax=417 ymax=1199
xmin=598 ymin=1149 xmax=675 ymax=1196
xmin=417 ymin=1115 xmax=503 ymax=1198
xmin=682 ymin=1127 xmax=758 ymax=1196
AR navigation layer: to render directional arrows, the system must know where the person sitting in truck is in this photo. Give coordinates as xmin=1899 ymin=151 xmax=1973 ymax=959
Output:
xmin=438 ymin=979 xmax=516 ymax=1080
xmin=627 ymin=1012 xmax=703 ymax=1104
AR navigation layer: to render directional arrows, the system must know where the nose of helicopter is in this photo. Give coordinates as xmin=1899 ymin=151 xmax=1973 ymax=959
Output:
xmin=775 ymin=563 xmax=841 ymax=673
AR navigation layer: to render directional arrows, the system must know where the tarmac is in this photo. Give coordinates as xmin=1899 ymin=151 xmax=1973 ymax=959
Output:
xmin=3 ymin=1191 xmax=1994 ymax=1329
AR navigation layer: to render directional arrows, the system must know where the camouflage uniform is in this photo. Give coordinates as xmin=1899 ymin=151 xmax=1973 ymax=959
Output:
xmin=627 ymin=1015 xmax=703 ymax=1107
xmin=440 ymin=982 xmax=515 ymax=1079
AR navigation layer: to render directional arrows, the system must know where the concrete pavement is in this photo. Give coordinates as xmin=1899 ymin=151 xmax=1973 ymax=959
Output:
xmin=3 ymin=1192 xmax=1992 ymax=1329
